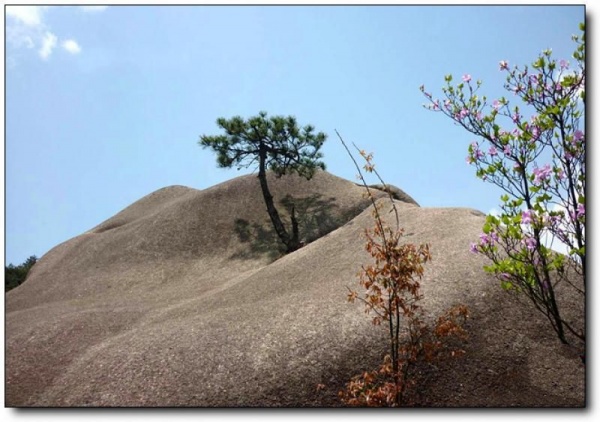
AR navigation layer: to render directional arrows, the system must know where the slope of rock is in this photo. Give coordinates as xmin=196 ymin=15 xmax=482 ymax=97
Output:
xmin=5 ymin=171 xmax=584 ymax=407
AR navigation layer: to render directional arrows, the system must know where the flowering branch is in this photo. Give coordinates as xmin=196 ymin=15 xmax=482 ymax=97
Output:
xmin=420 ymin=23 xmax=585 ymax=347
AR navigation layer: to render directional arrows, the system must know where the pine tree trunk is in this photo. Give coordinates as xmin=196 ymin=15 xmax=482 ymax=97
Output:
xmin=290 ymin=204 xmax=300 ymax=251
xmin=257 ymin=145 xmax=299 ymax=253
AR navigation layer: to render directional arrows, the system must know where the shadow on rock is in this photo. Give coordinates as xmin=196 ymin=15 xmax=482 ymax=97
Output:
xmin=231 ymin=193 xmax=363 ymax=261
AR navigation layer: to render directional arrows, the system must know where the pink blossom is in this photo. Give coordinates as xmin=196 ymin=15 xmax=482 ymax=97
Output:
xmin=466 ymin=155 xmax=474 ymax=165
xmin=499 ymin=60 xmax=509 ymax=71
xmin=488 ymin=146 xmax=498 ymax=156
xmin=492 ymin=100 xmax=501 ymax=110
xmin=573 ymin=130 xmax=584 ymax=145
xmin=548 ymin=214 xmax=562 ymax=227
xmin=523 ymin=236 xmax=537 ymax=251
xmin=576 ymin=203 xmax=585 ymax=218
xmin=470 ymin=142 xmax=484 ymax=161
xmin=462 ymin=74 xmax=472 ymax=82
xmin=529 ymin=74 xmax=539 ymax=85
xmin=532 ymin=164 xmax=552 ymax=185
xmin=470 ymin=242 xmax=478 ymax=254
xmin=432 ymin=100 xmax=440 ymax=110
xmin=444 ymin=99 xmax=452 ymax=110
xmin=504 ymin=145 xmax=511 ymax=156
xmin=479 ymin=233 xmax=492 ymax=246
xmin=531 ymin=126 xmax=541 ymax=140
xmin=457 ymin=108 xmax=469 ymax=120
xmin=559 ymin=59 xmax=569 ymax=69
xmin=521 ymin=209 xmax=535 ymax=225
xmin=512 ymin=112 xmax=521 ymax=123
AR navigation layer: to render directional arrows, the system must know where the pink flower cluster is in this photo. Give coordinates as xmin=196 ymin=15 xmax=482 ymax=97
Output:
xmin=471 ymin=231 xmax=500 ymax=254
xmin=532 ymin=164 xmax=552 ymax=185
xmin=456 ymin=108 xmax=469 ymax=121
xmin=572 ymin=130 xmax=584 ymax=146
xmin=467 ymin=141 xmax=484 ymax=164
xmin=570 ymin=203 xmax=585 ymax=220
xmin=522 ymin=236 xmax=537 ymax=252
xmin=521 ymin=209 xmax=535 ymax=224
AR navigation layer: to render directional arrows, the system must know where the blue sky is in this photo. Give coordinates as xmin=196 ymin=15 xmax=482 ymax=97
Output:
xmin=3 ymin=4 xmax=586 ymax=265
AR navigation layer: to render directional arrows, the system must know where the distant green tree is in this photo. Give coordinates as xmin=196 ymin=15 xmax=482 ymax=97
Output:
xmin=199 ymin=111 xmax=327 ymax=253
xmin=5 ymin=255 xmax=37 ymax=292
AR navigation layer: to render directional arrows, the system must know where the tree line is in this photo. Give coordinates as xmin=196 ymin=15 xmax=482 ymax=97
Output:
xmin=5 ymin=255 xmax=37 ymax=292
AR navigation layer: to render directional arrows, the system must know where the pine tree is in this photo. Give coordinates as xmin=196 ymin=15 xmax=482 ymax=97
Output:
xmin=199 ymin=111 xmax=327 ymax=253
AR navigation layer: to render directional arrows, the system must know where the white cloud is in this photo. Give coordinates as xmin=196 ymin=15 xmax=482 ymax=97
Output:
xmin=24 ymin=36 xmax=35 ymax=49
xmin=488 ymin=208 xmax=501 ymax=217
xmin=81 ymin=6 xmax=108 ymax=12
xmin=62 ymin=39 xmax=82 ymax=55
xmin=6 ymin=5 xmax=46 ymax=27
xmin=7 ymin=23 xmax=37 ymax=50
xmin=39 ymin=32 xmax=58 ymax=60
xmin=6 ymin=6 xmax=46 ymax=53
xmin=6 ymin=5 xmax=106 ymax=63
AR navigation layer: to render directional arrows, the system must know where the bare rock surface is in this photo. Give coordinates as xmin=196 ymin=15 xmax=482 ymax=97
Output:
xmin=6 ymin=171 xmax=584 ymax=407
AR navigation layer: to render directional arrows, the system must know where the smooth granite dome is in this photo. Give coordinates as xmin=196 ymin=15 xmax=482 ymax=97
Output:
xmin=6 ymin=170 xmax=584 ymax=407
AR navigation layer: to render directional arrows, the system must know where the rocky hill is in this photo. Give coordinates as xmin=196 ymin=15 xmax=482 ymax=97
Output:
xmin=5 ymin=170 xmax=585 ymax=407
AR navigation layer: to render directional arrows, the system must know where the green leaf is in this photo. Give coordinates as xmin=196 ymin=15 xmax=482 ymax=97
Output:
xmin=482 ymin=222 xmax=491 ymax=234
